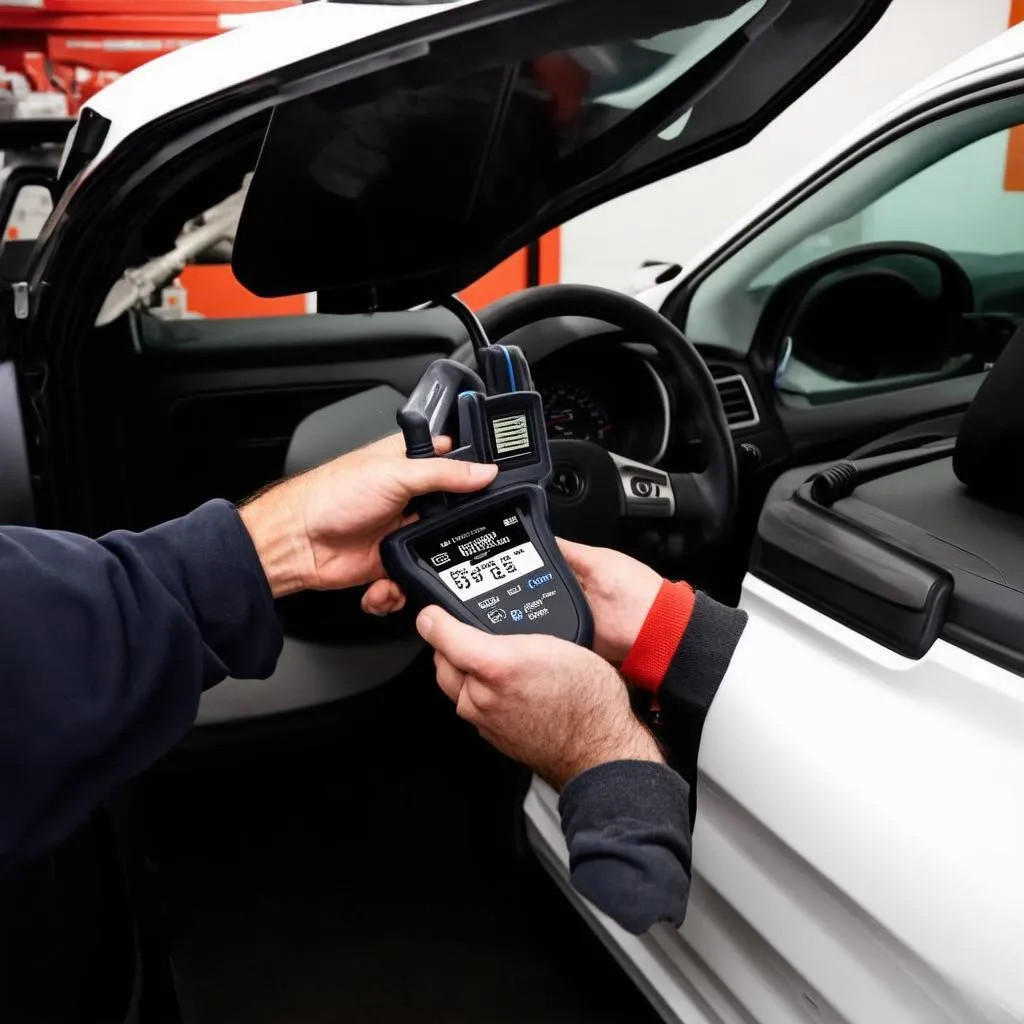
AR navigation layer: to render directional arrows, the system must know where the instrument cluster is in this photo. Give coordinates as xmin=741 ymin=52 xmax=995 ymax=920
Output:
xmin=533 ymin=338 xmax=669 ymax=464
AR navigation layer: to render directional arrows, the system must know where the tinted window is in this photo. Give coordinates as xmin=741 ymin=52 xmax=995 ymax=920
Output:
xmin=754 ymin=128 xmax=1024 ymax=297
xmin=770 ymin=127 xmax=1024 ymax=395
xmin=234 ymin=0 xmax=887 ymax=306
xmin=686 ymin=94 xmax=1024 ymax=402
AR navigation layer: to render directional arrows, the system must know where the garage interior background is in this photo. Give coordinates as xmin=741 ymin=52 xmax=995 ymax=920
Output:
xmin=0 ymin=0 xmax=1020 ymax=312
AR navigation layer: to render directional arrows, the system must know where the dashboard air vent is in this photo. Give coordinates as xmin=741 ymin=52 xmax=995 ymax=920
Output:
xmin=709 ymin=367 xmax=760 ymax=431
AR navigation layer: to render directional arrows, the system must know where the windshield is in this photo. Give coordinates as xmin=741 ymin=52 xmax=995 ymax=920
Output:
xmin=685 ymin=92 xmax=1024 ymax=374
xmin=235 ymin=0 xmax=864 ymax=306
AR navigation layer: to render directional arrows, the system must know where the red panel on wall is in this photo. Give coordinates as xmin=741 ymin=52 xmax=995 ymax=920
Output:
xmin=538 ymin=229 xmax=562 ymax=285
xmin=179 ymin=266 xmax=307 ymax=318
xmin=458 ymin=230 xmax=562 ymax=310
xmin=1006 ymin=0 xmax=1024 ymax=190
xmin=458 ymin=249 xmax=529 ymax=311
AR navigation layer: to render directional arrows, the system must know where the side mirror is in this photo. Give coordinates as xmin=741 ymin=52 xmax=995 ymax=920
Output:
xmin=0 ymin=166 xmax=57 ymax=286
xmin=0 ymin=165 xmax=56 ymax=246
xmin=626 ymin=260 xmax=682 ymax=296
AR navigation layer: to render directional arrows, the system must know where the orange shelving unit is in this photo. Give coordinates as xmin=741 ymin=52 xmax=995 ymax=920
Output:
xmin=0 ymin=1 xmax=300 ymax=115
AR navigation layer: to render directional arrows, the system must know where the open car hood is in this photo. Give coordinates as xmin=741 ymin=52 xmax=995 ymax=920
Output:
xmin=77 ymin=0 xmax=895 ymax=312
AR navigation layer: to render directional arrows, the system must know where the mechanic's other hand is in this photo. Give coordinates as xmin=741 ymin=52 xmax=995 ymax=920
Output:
xmin=557 ymin=539 xmax=663 ymax=664
xmin=417 ymin=606 xmax=663 ymax=790
xmin=240 ymin=434 xmax=496 ymax=597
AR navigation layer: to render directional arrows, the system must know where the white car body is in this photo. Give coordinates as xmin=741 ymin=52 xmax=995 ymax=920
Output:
xmin=526 ymin=25 xmax=1024 ymax=1024
xmin=10 ymin=3 xmax=1022 ymax=1022
xmin=80 ymin=1 xmax=476 ymax=173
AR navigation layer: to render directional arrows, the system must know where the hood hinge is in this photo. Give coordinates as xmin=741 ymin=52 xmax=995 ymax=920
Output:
xmin=0 ymin=282 xmax=31 ymax=360
xmin=12 ymin=282 xmax=29 ymax=322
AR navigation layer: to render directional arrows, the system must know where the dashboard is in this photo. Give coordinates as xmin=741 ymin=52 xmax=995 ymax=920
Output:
xmin=531 ymin=337 xmax=670 ymax=465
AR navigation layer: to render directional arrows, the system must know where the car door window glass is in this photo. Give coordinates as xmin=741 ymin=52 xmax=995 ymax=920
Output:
xmin=685 ymin=93 xmax=1024 ymax=400
xmin=753 ymin=129 xmax=1024 ymax=292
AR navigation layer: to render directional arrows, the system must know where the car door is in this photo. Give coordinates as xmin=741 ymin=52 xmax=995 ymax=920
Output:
xmin=523 ymin=42 xmax=1024 ymax=1024
xmin=0 ymin=118 xmax=71 ymax=527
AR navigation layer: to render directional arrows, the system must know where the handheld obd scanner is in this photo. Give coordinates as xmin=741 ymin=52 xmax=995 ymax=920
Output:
xmin=380 ymin=296 xmax=594 ymax=646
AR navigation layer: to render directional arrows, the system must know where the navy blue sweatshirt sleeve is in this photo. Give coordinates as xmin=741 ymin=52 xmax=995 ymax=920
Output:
xmin=557 ymin=595 xmax=747 ymax=935
xmin=558 ymin=760 xmax=692 ymax=934
xmin=0 ymin=500 xmax=282 ymax=872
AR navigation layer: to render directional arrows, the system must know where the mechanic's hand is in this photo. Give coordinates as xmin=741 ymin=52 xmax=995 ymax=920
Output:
xmin=557 ymin=539 xmax=663 ymax=664
xmin=239 ymin=434 xmax=496 ymax=597
xmin=417 ymin=606 xmax=663 ymax=790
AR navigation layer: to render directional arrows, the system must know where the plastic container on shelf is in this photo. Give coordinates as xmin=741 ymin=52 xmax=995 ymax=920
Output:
xmin=0 ymin=1 xmax=300 ymax=112
xmin=0 ymin=1 xmax=296 ymax=19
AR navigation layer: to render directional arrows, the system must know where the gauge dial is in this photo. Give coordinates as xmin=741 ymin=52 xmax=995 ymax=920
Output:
xmin=539 ymin=383 xmax=613 ymax=444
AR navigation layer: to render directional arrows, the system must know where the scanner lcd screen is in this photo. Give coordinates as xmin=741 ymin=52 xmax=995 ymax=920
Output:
xmin=415 ymin=505 xmax=545 ymax=604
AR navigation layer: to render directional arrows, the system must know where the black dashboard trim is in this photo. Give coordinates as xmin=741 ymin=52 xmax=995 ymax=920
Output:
xmin=132 ymin=308 xmax=464 ymax=364
xmin=753 ymin=469 xmax=953 ymax=659
xmin=777 ymin=372 xmax=984 ymax=449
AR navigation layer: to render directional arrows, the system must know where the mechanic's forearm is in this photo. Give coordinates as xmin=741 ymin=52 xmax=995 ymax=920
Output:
xmin=238 ymin=482 xmax=310 ymax=598
xmin=559 ymin=760 xmax=693 ymax=935
xmin=0 ymin=501 xmax=282 ymax=871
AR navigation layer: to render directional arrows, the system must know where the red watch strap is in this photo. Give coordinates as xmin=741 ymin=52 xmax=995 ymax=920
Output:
xmin=620 ymin=580 xmax=695 ymax=693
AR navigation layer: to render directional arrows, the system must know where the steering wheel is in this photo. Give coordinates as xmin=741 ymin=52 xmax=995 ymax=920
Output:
xmin=452 ymin=284 xmax=738 ymax=550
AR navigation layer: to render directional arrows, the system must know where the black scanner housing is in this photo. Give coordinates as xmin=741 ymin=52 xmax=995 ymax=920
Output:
xmin=381 ymin=353 xmax=594 ymax=646
xmin=382 ymin=483 xmax=594 ymax=645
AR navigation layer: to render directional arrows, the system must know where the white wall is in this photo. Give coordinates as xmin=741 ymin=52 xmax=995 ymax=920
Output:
xmin=560 ymin=0 xmax=1013 ymax=290
xmin=864 ymin=129 xmax=1024 ymax=253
